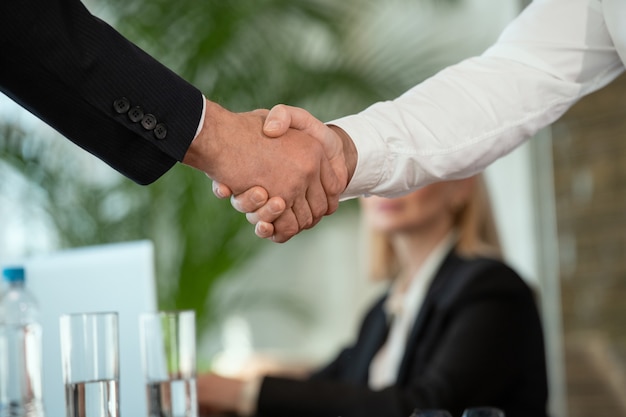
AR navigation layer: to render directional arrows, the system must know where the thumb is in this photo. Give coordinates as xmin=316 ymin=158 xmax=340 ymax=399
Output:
xmin=263 ymin=104 xmax=292 ymax=137
xmin=264 ymin=104 xmax=329 ymax=142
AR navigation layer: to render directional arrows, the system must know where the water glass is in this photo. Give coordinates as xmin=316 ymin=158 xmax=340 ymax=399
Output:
xmin=461 ymin=407 xmax=505 ymax=417
xmin=139 ymin=311 xmax=197 ymax=417
xmin=59 ymin=312 xmax=119 ymax=417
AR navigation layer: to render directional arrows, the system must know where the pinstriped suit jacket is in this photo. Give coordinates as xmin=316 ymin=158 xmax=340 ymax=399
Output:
xmin=1 ymin=0 xmax=202 ymax=184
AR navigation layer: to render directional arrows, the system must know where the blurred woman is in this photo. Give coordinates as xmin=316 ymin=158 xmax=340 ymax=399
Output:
xmin=197 ymin=176 xmax=549 ymax=417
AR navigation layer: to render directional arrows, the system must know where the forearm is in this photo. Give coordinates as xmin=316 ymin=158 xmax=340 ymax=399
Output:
xmin=333 ymin=0 xmax=624 ymax=198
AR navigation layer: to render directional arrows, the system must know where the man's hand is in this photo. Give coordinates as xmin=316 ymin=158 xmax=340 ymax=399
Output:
xmin=264 ymin=105 xmax=352 ymax=194
xmin=213 ymin=104 xmax=358 ymax=241
xmin=183 ymin=100 xmax=344 ymax=242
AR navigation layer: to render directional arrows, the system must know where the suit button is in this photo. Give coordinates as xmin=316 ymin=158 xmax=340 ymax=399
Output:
xmin=113 ymin=98 xmax=130 ymax=114
xmin=128 ymin=106 xmax=144 ymax=122
xmin=141 ymin=114 xmax=157 ymax=130
xmin=154 ymin=123 xmax=168 ymax=140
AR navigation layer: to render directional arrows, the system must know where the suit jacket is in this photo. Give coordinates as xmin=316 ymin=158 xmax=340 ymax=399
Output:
xmin=0 ymin=0 xmax=202 ymax=184
xmin=257 ymin=251 xmax=549 ymax=417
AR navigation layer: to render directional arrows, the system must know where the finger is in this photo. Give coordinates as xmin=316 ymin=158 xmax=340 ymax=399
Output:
xmin=264 ymin=104 xmax=328 ymax=141
xmin=254 ymin=221 xmax=274 ymax=239
xmin=245 ymin=212 xmax=258 ymax=225
xmin=212 ymin=180 xmax=233 ymax=199
xmin=230 ymin=187 xmax=270 ymax=213
xmin=263 ymin=104 xmax=326 ymax=137
xmin=245 ymin=197 xmax=286 ymax=224
xmin=301 ymin=167 xmax=330 ymax=228
xmin=263 ymin=104 xmax=291 ymax=137
xmin=291 ymin=195 xmax=314 ymax=232
xmin=270 ymin=210 xmax=300 ymax=243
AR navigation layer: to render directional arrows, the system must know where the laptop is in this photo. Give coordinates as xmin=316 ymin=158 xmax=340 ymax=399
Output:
xmin=2 ymin=240 xmax=158 ymax=417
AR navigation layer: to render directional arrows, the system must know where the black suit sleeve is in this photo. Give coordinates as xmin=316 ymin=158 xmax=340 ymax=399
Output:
xmin=0 ymin=0 xmax=203 ymax=184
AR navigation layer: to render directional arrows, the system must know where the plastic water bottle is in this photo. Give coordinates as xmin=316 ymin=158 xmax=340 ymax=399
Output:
xmin=0 ymin=266 xmax=44 ymax=417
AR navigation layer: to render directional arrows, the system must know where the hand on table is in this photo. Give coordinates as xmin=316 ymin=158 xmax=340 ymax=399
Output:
xmin=196 ymin=373 xmax=244 ymax=416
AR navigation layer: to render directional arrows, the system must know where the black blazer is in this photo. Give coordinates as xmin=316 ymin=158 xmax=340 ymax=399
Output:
xmin=257 ymin=251 xmax=549 ymax=417
xmin=0 ymin=0 xmax=202 ymax=184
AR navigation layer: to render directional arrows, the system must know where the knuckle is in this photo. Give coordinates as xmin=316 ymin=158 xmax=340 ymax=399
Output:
xmin=309 ymin=200 xmax=328 ymax=221
xmin=273 ymin=214 xmax=300 ymax=242
xmin=331 ymin=182 xmax=343 ymax=195
xmin=298 ymin=212 xmax=314 ymax=230
xmin=281 ymin=221 xmax=300 ymax=238
xmin=316 ymin=201 xmax=329 ymax=217
xmin=273 ymin=236 xmax=287 ymax=243
xmin=326 ymin=200 xmax=339 ymax=215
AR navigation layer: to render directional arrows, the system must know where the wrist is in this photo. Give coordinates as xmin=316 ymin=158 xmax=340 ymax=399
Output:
xmin=182 ymin=99 xmax=226 ymax=176
xmin=329 ymin=124 xmax=357 ymax=185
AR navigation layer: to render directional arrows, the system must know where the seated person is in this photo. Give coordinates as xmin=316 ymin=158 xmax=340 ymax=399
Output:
xmin=197 ymin=175 xmax=549 ymax=417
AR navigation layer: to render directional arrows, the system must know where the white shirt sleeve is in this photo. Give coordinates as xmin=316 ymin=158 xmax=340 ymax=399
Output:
xmin=332 ymin=0 xmax=624 ymax=199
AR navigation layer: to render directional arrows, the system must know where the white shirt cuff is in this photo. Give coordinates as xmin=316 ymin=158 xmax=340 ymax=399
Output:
xmin=193 ymin=95 xmax=207 ymax=140
xmin=328 ymin=115 xmax=389 ymax=200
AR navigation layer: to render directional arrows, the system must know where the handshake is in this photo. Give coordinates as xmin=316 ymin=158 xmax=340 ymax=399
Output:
xmin=182 ymin=101 xmax=358 ymax=243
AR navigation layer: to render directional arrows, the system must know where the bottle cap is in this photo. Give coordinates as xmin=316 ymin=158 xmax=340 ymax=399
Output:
xmin=2 ymin=266 xmax=25 ymax=283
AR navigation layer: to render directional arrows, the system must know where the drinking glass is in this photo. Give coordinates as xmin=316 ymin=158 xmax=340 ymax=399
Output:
xmin=59 ymin=312 xmax=119 ymax=417
xmin=410 ymin=410 xmax=453 ymax=417
xmin=461 ymin=407 xmax=505 ymax=417
xmin=139 ymin=310 xmax=197 ymax=417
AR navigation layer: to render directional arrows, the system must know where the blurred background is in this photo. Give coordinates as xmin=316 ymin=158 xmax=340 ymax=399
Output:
xmin=1 ymin=0 xmax=625 ymax=416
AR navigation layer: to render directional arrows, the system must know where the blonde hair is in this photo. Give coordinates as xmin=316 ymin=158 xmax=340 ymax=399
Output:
xmin=366 ymin=175 xmax=502 ymax=281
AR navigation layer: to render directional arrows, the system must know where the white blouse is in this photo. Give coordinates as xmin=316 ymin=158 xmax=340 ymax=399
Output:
xmin=369 ymin=233 xmax=457 ymax=390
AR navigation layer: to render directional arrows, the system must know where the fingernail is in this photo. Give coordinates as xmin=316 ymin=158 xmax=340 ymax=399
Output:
xmin=252 ymin=190 xmax=265 ymax=205
xmin=255 ymin=223 xmax=267 ymax=236
xmin=231 ymin=195 xmax=242 ymax=211
xmin=265 ymin=121 xmax=281 ymax=132
xmin=246 ymin=212 xmax=259 ymax=224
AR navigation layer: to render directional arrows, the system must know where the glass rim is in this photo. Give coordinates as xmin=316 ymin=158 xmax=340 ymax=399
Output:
xmin=60 ymin=311 xmax=119 ymax=319
xmin=140 ymin=310 xmax=195 ymax=318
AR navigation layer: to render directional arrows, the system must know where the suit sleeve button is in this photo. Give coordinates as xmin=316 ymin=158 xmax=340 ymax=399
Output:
xmin=128 ymin=106 xmax=144 ymax=122
xmin=141 ymin=114 xmax=157 ymax=130
xmin=113 ymin=98 xmax=130 ymax=114
xmin=154 ymin=123 xmax=168 ymax=140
